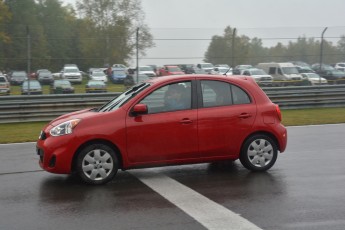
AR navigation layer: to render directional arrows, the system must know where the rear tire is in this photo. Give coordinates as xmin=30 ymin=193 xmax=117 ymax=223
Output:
xmin=239 ymin=134 xmax=278 ymax=171
xmin=76 ymin=144 xmax=118 ymax=185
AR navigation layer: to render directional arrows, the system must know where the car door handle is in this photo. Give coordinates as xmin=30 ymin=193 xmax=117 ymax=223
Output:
xmin=180 ymin=118 xmax=193 ymax=124
xmin=238 ymin=113 xmax=252 ymax=119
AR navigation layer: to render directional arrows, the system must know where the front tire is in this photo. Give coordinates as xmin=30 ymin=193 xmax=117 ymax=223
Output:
xmin=239 ymin=134 xmax=278 ymax=171
xmin=76 ymin=144 xmax=118 ymax=185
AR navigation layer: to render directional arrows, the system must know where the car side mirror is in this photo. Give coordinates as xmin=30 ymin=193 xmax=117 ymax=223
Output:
xmin=132 ymin=104 xmax=148 ymax=116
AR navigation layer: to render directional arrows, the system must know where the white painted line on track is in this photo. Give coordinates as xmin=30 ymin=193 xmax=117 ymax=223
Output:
xmin=131 ymin=170 xmax=263 ymax=230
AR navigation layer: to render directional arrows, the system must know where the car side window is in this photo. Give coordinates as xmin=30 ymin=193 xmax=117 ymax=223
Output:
xmin=268 ymin=67 xmax=276 ymax=75
xmin=243 ymin=71 xmax=250 ymax=76
xmin=200 ymin=80 xmax=251 ymax=107
xmin=231 ymin=85 xmax=251 ymax=105
xmin=278 ymin=68 xmax=283 ymax=75
xmin=200 ymin=80 xmax=232 ymax=107
xmin=140 ymin=81 xmax=192 ymax=114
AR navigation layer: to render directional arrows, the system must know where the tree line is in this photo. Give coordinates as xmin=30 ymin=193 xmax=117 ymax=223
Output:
xmin=205 ymin=26 xmax=345 ymax=67
xmin=1 ymin=1 xmax=345 ymax=73
xmin=0 ymin=0 xmax=153 ymax=72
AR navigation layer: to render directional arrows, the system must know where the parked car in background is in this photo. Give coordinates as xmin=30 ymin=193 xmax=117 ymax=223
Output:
xmin=61 ymin=66 xmax=82 ymax=84
xmin=35 ymin=69 xmax=50 ymax=78
xmin=0 ymin=74 xmax=10 ymax=95
xmin=112 ymin=64 xmax=127 ymax=69
xmin=124 ymin=74 xmax=151 ymax=89
xmin=333 ymin=62 xmax=345 ymax=72
xmin=300 ymin=73 xmax=328 ymax=85
xmin=210 ymin=67 xmax=232 ymax=75
xmin=21 ymin=80 xmax=42 ymax=95
xmin=232 ymin=65 xmax=253 ymax=75
xmin=137 ymin=66 xmax=157 ymax=77
xmin=50 ymin=79 xmax=75 ymax=94
xmin=37 ymin=70 xmax=54 ymax=85
xmin=147 ymin=65 xmax=158 ymax=74
xmin=176 ymin=64 xmax=194 ymax=73
xmin=196 ymin=63 xmax=214 ymax=73
xmin=185 ymin=66 xmax=207 ymax=74
xmin=90 ymin=70 xmax=108 ymax=82
xmin=85 ymin=80 xmax=107 ymax=93
xmin=215 ymin=64 xmax=230 ymax=69
xmin=111 ymin=68 xmax=127 ymax=83
xmin=36 ymin=74 xmax=287 ymax=185
xmin=242 ymin=68 xmax=273 ymax=86
xmin=311 ymin=63 xmax=345 ymax=84
xmin=296 ymin=66 xmax=314 ymax=73
xmin=9 ymin=71 xmax=27 ymax=85
xmin=158 ymin=65 xmax=184 ymax=76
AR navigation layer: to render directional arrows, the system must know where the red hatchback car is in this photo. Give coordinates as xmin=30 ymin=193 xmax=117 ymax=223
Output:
xmin=37 ymin=75 xmax=287 ymax=185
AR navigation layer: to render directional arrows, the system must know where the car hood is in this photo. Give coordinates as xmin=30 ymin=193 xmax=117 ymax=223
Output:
xmin=49 ymin=108 xmax=96 ymax=126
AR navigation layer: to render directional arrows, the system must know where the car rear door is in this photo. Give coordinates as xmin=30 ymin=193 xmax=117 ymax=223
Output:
xmin=197 ymin=80 xmax=257 ymax=158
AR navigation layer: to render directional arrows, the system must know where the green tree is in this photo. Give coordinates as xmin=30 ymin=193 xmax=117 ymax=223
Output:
xmin=36 ymin=0 xmax=81 ymax=70
xmin=205 ymin=26 xmax=263 ymax=67
xmin=0 ymin=1 xmax=11 ymax=69
xmin=76 ymin=0 xmax=153 ymax=66
xmin=4 ymin=0 xmax=49 ymax=71
xmin=0 ymin=1 xmax=11 ymax=42
xmin=337 ymin=35 xmax=345 ymax=61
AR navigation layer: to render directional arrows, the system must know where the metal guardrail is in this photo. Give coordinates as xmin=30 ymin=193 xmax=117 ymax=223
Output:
xmin=0 ymin=85 xmax=345 ymax=123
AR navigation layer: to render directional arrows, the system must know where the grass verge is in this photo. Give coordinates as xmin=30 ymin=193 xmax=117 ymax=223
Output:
xmin=0 ymin=107 xmax=345 ymax=144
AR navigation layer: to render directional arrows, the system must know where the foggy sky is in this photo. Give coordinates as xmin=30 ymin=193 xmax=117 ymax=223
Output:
xmin=64 ymin=0 xmax=345 ymax=66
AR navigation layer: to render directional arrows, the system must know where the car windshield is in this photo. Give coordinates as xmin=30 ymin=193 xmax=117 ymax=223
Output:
xmin=337 ymin=63 xmax=345 ymax=67
xmin=306 ymin=73 xmax=320 ymax=79
xmin=40 ymin=72 xmax=52 ymax=77
xmin=98 ymin=83 xmax=150 ymax=112
xmin=332 ymin=70 xmax=345 ymax=77
xmin=113 ymin=70 xmax=126 ymax=74
xmin=55 ymin=80 xmax=71 ymax=87
xmin=281 ymin=67 xmax=299 ymax=74
xmin=168 ymin=67 xmax=182 ymax=72
xmin=251 ymin=69 xmax=266 ymax=75
xmin=0 ymin=76 xmax=7 ymax=82
xmin=92 ymin=72 xmax=105 ymax=76
xmin=217 ymin=68 xmax=229 ymax=73
xmin=140 ymin=66 xmax=153 ymax=71
xmin=88 ymin=81 xmax=105 ymax=86
xmin=65 ymin=68 xmax=79 ymax=73
xmin=201 ymin=64 xmax=214 ymax=68
xmin=23 ymin=81 xmax=40 ymax=88
xmin=13 ymin=72 xmax=26 ymax=78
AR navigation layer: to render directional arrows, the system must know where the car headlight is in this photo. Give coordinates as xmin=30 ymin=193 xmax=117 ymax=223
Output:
xmin=50 ymin=119 xmax=81 ymax=136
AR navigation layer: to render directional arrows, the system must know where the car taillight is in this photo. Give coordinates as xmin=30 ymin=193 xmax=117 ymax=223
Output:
xmin=275 ymin=104 xmax=282 ymax=121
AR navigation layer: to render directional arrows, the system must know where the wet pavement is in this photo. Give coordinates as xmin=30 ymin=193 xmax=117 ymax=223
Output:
xmin=1 ymin=124 xmax=345 ymax=230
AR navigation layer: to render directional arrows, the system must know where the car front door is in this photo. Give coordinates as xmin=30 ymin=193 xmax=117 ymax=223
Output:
xmin=125 ymin=81 xmax=198 ymax=164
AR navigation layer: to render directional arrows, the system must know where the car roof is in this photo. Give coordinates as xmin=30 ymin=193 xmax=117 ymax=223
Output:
xmin=147 ymin=74 xmax=252 ymax=85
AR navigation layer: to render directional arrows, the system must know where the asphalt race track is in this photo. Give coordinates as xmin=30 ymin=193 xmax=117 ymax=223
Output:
xmin=1 ymin=124 xmax=345 ymax=230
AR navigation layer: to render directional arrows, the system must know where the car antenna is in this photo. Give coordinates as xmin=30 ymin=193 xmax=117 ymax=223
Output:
xmin=223 ymin=67 xmax=230 ymax=76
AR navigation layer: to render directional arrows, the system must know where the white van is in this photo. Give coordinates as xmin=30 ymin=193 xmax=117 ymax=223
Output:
xmin=256 ymin=62 xmax=303 ymax=85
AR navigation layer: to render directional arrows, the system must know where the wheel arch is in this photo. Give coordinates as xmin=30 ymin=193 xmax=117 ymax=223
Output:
xmin=241 ymin=131 xmax=280 ymax=152
xmin=71 ymin=139 xmax=124 ymax=173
